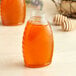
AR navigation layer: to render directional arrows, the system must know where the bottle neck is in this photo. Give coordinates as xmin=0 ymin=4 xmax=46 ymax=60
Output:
xmin=29 ymin=14 xmax=48 ymax=25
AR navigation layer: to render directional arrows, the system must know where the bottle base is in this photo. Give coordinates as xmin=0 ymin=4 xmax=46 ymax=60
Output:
xmin=24 ymin=62 xmax=52 ymax=68
xmin=2 ymin=22 xmax=25 ymax=26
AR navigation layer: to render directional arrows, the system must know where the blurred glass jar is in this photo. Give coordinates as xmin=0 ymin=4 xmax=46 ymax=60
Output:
xmin=1 ymin=0 xmax=26 ymax=26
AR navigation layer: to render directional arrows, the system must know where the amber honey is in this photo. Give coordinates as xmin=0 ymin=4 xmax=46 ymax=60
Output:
xmin=22 ymin=16 xmax=54 ymax=68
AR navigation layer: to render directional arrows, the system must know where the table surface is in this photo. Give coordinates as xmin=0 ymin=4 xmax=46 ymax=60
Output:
xmin=0 ymin=1 xmax=76 ymax=76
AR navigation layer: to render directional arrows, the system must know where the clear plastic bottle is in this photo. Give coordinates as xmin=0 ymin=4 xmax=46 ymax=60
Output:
xmin=22 ymin=11 xmax=54 ymax=68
